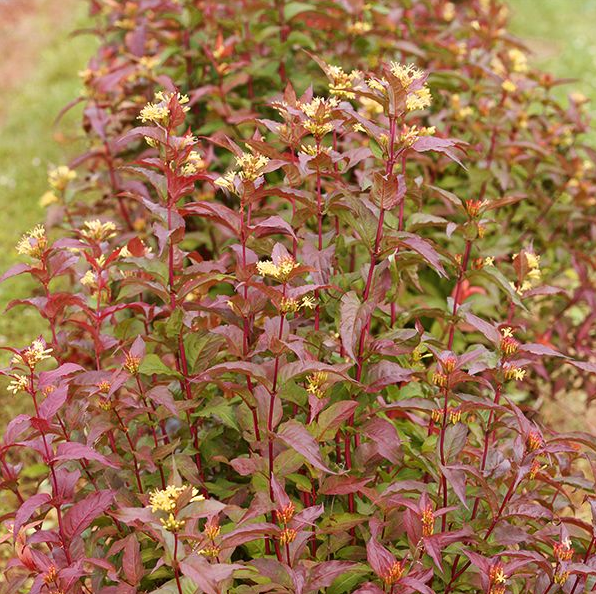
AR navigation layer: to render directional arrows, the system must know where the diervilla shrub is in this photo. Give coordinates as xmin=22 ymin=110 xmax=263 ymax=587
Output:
xmin=1 ymin=0 xmax=596 ymax=593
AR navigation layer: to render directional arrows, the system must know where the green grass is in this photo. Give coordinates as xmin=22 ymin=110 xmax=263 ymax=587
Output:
xmin=0 ymin=3 xmax=97 ymax=347
xmin=509 ymin=0 xmax=596 ymax=113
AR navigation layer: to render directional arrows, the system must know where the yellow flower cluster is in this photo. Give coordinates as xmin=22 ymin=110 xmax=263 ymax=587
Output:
xmin=149 ymin=485 xmax=204 ymax=513
xmin=347 ymin=21 xmax=372 ymax=35
xmin=40 ymin=191 xmax=59 ymax=208
xmin=299 ymin=97 xmax=339 ymax=138
xmin=359 ymin=96 xmax=383 ymax=118
xmin=80 ymin=270 xmax=98 ymax=289
xmin=160 ymin=513 xmax=186 ymax=532
xmin=256 ymin=256 xmax=298 ymax=282
xmin=488 ymin=562 xmax=507 ymax=594
xmin=442 ymin=2 xmax=456 ymax=21
xmin=138 ymin=91 xmax=190 ymax=125
xmin=214 ymin=152 xmax=269 ymax=190
xmin=399 ymin=124 xmax=436 ymax=148
xmin=504 ymin=365 xmax=526 ymax=381
xmin=236 ymin=152 xmax=270 ymax=182
xmin=512 ymin=250 xmax=541 ymax=294
xmin=81 ymin=220 xmax=117 ymax=242
xmin=306 ymin=371 xmax=328 ymax=399
xmin=16 ymin=225 xmax=47 ymax=259
xmin=214 ymin=171 xmax=236 ymax=192
xmin=180 ymin=151 xmax=206 ymax=177
xmin=48 ymin=166 xmax=77 ymax=192
xmin=7 ymin=374 xmax=29 ymax=395
xmin=327 ymin=65 xmax=361 ymax=99
xmin=508 ymin=48 xmax=528 ymax=74
xmin=16 ymin=339 xmax=53 ymax=367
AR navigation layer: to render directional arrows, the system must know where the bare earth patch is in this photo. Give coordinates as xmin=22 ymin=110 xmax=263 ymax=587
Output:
xmin=0 ymin=0 xmax=77 ymax=120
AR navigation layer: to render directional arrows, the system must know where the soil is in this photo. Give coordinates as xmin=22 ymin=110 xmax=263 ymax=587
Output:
xmin=0 ymin=0 xmax=77 ymax=120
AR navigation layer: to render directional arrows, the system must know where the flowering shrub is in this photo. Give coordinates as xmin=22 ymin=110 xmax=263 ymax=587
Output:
xmin=2 ymin=0 xmax=596 ymax=593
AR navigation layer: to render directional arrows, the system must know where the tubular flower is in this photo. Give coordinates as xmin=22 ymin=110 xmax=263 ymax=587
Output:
xmin=554 ymin=538 xmax=573 ymax=562
xmin=7 ymin=375 xmax=29 ymax=395
xmin=149 ymin=485 xmax=205 ymax=513
xmin=527 ymin=430 xmax=543 ymax=452
xmin=160 ymin=513 xmax=185 ymax=532
xmin=235 ymin=152 xmax=270 ymax=182
xmin=279 ymin=527 xmax=298 ymax=545
xmin=327 ymin=65 xmax=361 ymax=98
xmin=280 ymin=297 xmax=299 ymax=314
xmin=138 ymin=91 xmax=189 ymax=125
xmin=124 ymin=353 xmax=141 ymax=375
xmin=204 ymin=518 xmax=221 ymax=540
xmin=499 ymin=327 xmax=519 ymax=356
xmin=48 ymin=165 xmax=76 ymax=192
xmin=181 ymin=151 xmax=206 ymax=176
xmin=381 ymin=560 xmax=405 ymax=586
xmin=81 ymin=219 xmax=117 ymax=242
xmin=503 ymin=364 xmax=526 ymax=381
xmin=19 ymin=339 xmax=53 ymax=367
xmin=421 ymin=504 xmax=434 ymax=536
xmin=306 ymin=372 xmax=329 ymax=399
xmin=488 ymin=562 xmax=507 ymax=594
xmin=16 ymin=225 xmax=47 ymax=259
xmin=40 ymin=191 xmax=59 ymax=207
xmin=256 ymin=256 xmax=298 ymax=282
xmin=278 ymin=502 xmax=296 ymax=525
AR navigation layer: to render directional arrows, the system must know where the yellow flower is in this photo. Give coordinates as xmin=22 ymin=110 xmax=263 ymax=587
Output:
xmin=359 ymin=96 xmax=383 ymax=117
xmin=214 ymin=171 xmax=237 ymax=192
xmin=389 ymin=62 xmax=425 ymax=86
xmin=484 ymin=256 xmax=495 ymax=267
xmin=406 ymin=86 xmax=432 ymax=112
xmin=280 ymin=297 xmax=299 ymax=314
xmin=39 ymin=191 xmax=59 ymax=207
xmin=256 ymin=256 xmax=298 ymax=282
xmin=301 ymin=295 xmax=316 ymax=309
xmin=347 ymin=21 xmax=372 ymax=35
xmin=508 ymin=48 xmax=528 ymax=73
xmin=148 ymin=485 xmax=204 ymax=513
xmin=443 ymin=2 xmax=455 ymax=21
xmin=181 ymin=151 xmax=206 ymax=176
xmin=48 ymin=166 xmax=76 ymax=192
xmin=236 ymin=152 xmax=270 ymax=182
xmin=501 ymin=79 xmax=517 ymax=93
xmin=327 ymin=65 xmax=361 ymax=98
xmin=81 ymin=220 xmax=117 ymax=242
xmin=138 ymin=91 xmax=189 ymax=125
xmin=7 ymin=375 xmax=29 ymax=394
xmin=80 ymin=270 xmax=97 ymax=289
xmin=20 ymin=339 xmax=53 ymax=367
xmin=306 ymin=371 xmax=328 ymax=399
xmin=160 ymin=513 xmax=185 ymax=532
xmin=16 ymin=225 xmax=47 ymax=259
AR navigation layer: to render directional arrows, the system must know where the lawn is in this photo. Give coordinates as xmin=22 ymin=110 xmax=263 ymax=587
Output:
xmin=509 ymin=0 xmax=596 ymax=113
xmin=0 ymin=0 xmax=96 ymax=348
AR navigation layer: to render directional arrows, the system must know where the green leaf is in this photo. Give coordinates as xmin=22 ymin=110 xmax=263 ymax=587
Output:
xmin=284 ymin=1 xmax=314 ymax=19
xmin=139 ymin=354 xmax=181 ymax=378
xmin=327 ymin=565 xmax=369 ymax=594
xmin=195 ymin=398 xmax=239 ymax=431
xmin=165 ymin=307 xmax=184 ymax=339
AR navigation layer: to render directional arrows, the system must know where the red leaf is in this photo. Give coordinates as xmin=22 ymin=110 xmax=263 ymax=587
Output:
xmin=14 ymin=492 xmax=51 ymax=536
xmin=63 ymin=490 xmax=114 ymax=538
xmin=54 ymin=442 xmax=119 ymax=469
xmin=395 ymin=233 xmax=447 ymax=278
xmin=278 ymin=420 xmax=336 ymax=474
xmin=122 ymin=535 xmax=144 ymax=585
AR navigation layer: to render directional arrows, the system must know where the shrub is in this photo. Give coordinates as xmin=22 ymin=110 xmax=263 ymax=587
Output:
xmin=1 ymin=0 xmax=596 ymax=592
